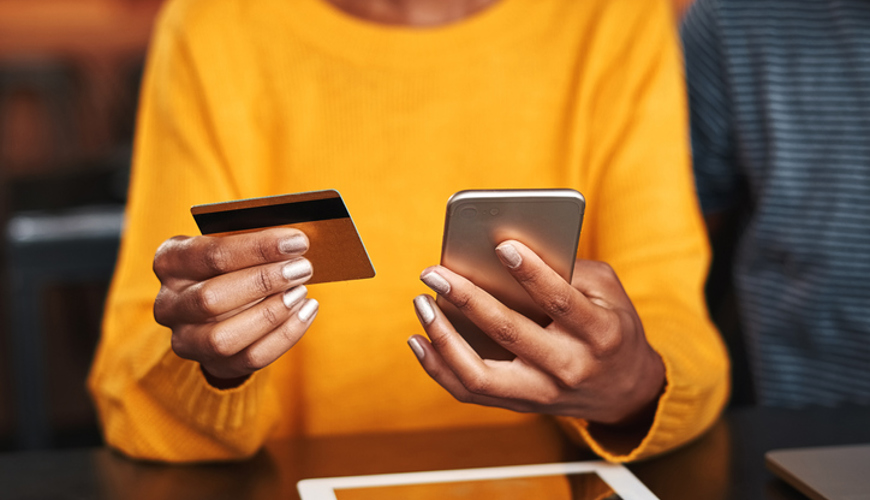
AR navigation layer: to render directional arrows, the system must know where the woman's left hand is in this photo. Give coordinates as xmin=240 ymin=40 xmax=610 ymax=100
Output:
xmin=409 ymin=239 xmax=666 ymax=427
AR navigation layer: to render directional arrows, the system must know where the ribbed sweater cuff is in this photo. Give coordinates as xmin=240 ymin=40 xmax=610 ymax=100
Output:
xmin=558 ymin=354 xmax=699 ymax=462
xmin=140 ymin=349 xmax=271 ymax=436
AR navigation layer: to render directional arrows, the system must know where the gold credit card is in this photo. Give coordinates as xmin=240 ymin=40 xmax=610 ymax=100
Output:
xmin=191 ymin=189 xmax=375 ymax=284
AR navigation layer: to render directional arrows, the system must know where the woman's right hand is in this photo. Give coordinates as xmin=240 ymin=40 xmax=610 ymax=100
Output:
xmin=153 ymin=227 xmax=318 ymax=388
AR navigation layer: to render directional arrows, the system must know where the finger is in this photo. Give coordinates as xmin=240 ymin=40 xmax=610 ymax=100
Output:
xmin=156 ymin=290 xmax=264 ymax=328
xmin=212 ymin=298 xmax=264 ymax=323
xmin=419 ymin=266 xmax=550 ymax=361
xmin=494 ymin=240 xmax=607 ymax=338
xmin=570 ymin=259 xmax=633 ymax=309
xmin=171 ymin=285 xmax=309 ymax=363
xmin=406 ymin=333 xmax=521 ymax=409
xmin=153 ymin=227 xmax=309 ymax=284
xmin=412 ymin=294 xmax=486 ymax=370
xmin=411 ymin=330 xmax=620 ymax=419
xmin=215 ymin=285 xmax=313 ymax=359
xmin=219 ymin=298 xmax=320 ymax=378
xmin=497 ymin=242 xmax=639 ymax=365
xmin=411 ymin=295 xmax=557 ymax=406
xmin=168 ymin=257 xmax=312 ymax=324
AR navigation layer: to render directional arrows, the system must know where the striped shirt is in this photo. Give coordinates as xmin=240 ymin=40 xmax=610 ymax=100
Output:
xmin=682 ymin=0 xmax=870 ymax=407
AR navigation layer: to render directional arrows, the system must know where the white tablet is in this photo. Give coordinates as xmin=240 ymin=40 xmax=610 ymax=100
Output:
xmin=297 ymin=461 xmax=659 ymax=500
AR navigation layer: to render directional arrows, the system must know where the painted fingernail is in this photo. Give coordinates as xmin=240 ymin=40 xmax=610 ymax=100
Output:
xmin=297 ymin=298 xmax=319 ymax=322
xmin=408 ymin=336 xmax=426 ymax=360
xmin=420 ymin=270 xmax=450 ymax=295
xmin=414 ymin=295 xmax=436 ymax=325
xmin=279 ymin=234 xmax=307 ymax=254
xmin=283 ymin=259 xmax=312 ymax=281
xmin=496 ymin=242 xmax=522 ymax=269
xmin=283 ymin=285 xmax=307 ymax=308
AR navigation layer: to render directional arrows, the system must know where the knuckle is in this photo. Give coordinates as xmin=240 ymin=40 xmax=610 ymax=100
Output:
xmin=259 ymin=302 xmax=283 ymax=328
xmin=450 ymin=290 xmax=473 ymax=312
xmin=540 ymin=290 xmax=573 ymax=318
xmin=276 ymin=322 xmax=296 ymax=345
xmin=597 ymin=333 xmax=624 ymax=358
xmin=170 ymin=331 xmax=195 ymax=360
xmin=278 ymin=317 xmax=306 ymax=345
xmin=590 ymin=316 xmax=624 ymax=357
xmin=255 ymin=267 xmax=275 ymax=295
xmin=553 ymin=363 xmax=588 ymax=389
xmin=591 ymin=261 xmax=617 ymax=281
xmin=528 ymin=385 xmax=561 ymax=406
xmin=153 ymin=291 xmax=172 ymax=326
xmin=152 ymin=254 xmax=168 ymax=281
xmin=190 ymin=283 xmax=222 ymax=317
xmin=239 ymin=350 xmax=268 ymax=373
xmin=205 ymin=328 xmax=236 ymax=358
xmin=513 ymin=265 xmax=541 ymax=285
xmin=255 ymin=237 xmax=272 ymax=263
xmin=462 ymin=371 xmax=492 ymax=395
xmin=153 ymin=236 xmax=184 ymax=279
xmin=203 ymin=240 xmax=233 ymax=275
xmin=264 ymin=318 xmax=305 ymax=355
xmin=488 ymin=320 xmax=521 ymax=347
xmin=426 ymin=329 xmax=452 ymax=352
xmin=427 ymin=336 xmax=449 ymax=357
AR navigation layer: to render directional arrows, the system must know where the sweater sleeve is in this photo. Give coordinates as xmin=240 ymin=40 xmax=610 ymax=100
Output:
xmin=86 ymin=1 xmax=281 ymax=462
xmin=558 ymin=0 xmax=730 ymax=461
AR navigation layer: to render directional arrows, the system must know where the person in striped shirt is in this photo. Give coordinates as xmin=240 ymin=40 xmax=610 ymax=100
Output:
xmin=682 ymin=0 xmax=870 ymax=407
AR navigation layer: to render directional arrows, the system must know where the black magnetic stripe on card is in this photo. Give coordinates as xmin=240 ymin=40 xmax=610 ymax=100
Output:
xmin=195 ymin=197 xmax=350 ymax=234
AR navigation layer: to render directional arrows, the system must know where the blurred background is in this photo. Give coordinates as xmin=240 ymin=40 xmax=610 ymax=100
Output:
xmin=0 ymin=0 xmax=699 ymax=452
xmin=0 ymin=0 xmax=165 ymax=451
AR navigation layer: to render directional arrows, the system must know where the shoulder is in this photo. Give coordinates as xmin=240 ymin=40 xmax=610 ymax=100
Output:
xmin=579 ymin=0 xmax=679 ymax=59
xmin=545 ymin=0 xmax=675 ymax=38
xmin=595 ymin=0 xmax=675 ymax=30
xmin=575 ymin=0 xmax=680 ymax=73
xmin=148 ymin=0 xmax=289 ymax=78
xmin=154 ymin=0 xmax=282 ymax=47
xmin=156 ymin=0 xmax=244 ymax=34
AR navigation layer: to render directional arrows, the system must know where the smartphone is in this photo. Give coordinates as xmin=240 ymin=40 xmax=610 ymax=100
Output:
xmin=437 ymin=189 xmax=585 ymax=360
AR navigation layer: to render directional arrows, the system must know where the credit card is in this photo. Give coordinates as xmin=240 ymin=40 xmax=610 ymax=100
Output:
xmin=191 ymin=189 xmax=375 ymax=284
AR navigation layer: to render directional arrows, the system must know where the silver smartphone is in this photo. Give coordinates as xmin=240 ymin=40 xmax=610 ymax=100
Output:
xmin=438 ymin=189 xmax=585 ymax=360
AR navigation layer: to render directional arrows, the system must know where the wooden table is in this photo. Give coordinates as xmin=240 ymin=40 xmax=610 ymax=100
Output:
xmin=2 ymin=405 xmax=870 ymax=499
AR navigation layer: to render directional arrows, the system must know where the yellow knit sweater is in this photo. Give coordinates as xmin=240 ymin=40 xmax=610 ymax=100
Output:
xmin=88 ymin=0 xmax=729 ymax=463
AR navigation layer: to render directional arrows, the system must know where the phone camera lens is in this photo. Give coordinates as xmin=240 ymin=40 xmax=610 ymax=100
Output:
xmin=460 ymin=207 xmax=478 ymax=218
xmin=489 ymin=208 xmax=499 ymax=216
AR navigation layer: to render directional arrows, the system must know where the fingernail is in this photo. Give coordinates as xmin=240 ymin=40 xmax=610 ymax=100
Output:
xmin=420 ymin=270 xmax=450 ymax=295
xmin=279 ymin=234 xmax=307 ymax=254
xmin=496 ymin=243 xmax=522 ymax=269
xmin=408 ymin=336 xmax=426 ymax=360
xmin=414 ymin=295 xmax=435 ymax=325
xmin=298 ymin=298 xmax=319 ymax=322
xmin=283 ymin=259 xmax=312 ymax=281
xmin=283 ymin=285 xmax=307 ymax=308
